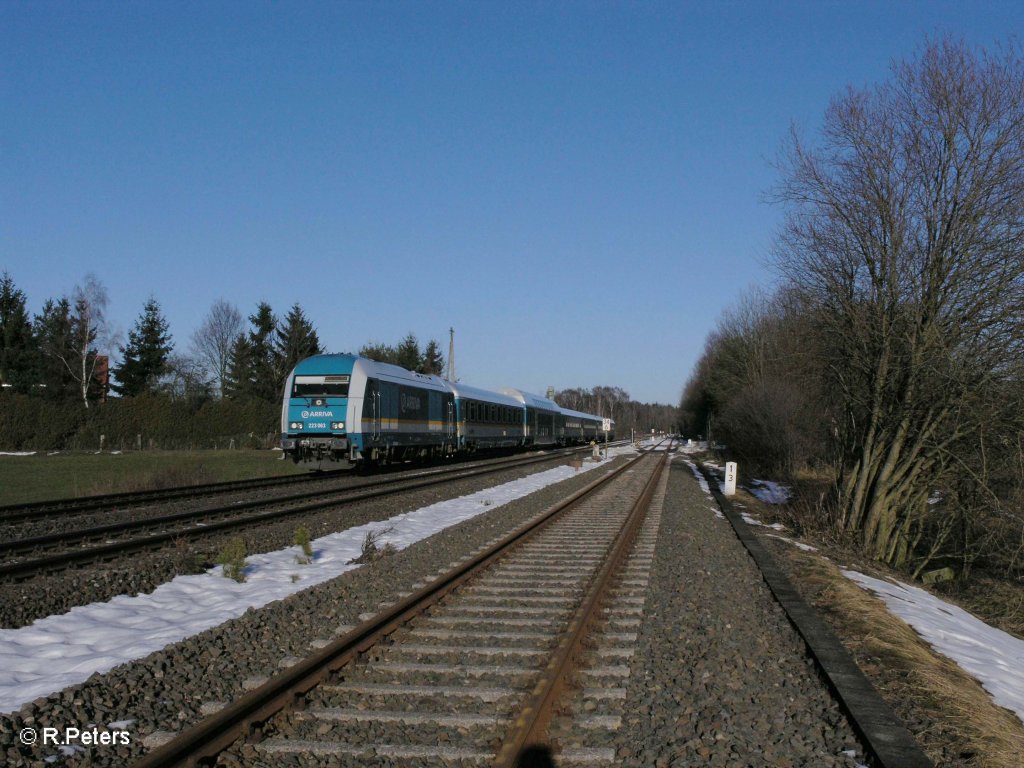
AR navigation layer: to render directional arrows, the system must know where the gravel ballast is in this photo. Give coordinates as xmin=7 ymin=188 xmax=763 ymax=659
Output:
xmin=610 ymin=458 xmax=868 ymax=767
xmin=2 ymin=452 xmax=880 ymax=766
xmin=0 ymin=455 xmax=630 ymax=767
xmin=0 ymin=453 xmax=582 ymax=629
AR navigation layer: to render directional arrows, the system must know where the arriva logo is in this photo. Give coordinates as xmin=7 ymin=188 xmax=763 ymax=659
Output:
xmin=301 ymin=410 xmax=334 ymax=418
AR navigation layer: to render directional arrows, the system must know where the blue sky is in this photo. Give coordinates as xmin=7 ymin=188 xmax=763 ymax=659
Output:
xmin=2 ymin=1 xmax=1021 ymax=404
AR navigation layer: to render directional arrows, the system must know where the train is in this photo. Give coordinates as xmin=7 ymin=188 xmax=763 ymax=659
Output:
xmin=280 ymin=353 xmax=614 ymax=466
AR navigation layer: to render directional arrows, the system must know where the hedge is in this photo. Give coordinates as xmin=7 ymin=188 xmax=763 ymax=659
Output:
xmin=0 ymin=393 xmax=280 ymax=451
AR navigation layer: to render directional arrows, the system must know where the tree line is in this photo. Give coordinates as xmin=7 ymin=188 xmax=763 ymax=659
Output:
xmin=0 ymin=273 xmax=455 ymax=407
xmin=680 ymin=38 xmax=1024 ymax=581
xmin=554 ymin=386 xmax=679 ymax=438
xmin=0 ymin=273 xmax=461 ymax=449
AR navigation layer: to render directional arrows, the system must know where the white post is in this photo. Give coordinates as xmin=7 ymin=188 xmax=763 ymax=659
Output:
xmin=724 ymin=462 xmax=738 ymax=496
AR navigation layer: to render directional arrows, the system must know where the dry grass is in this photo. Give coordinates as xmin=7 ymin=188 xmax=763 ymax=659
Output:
xmin=347 ymin=527 xmax=397 ymax=564
xmin=767 ymin=536 xmax=1024 ymax=767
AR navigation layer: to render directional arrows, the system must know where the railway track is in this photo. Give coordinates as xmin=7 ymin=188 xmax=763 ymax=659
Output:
xmin=0 ymin=446 xmax=627 ymax=527
xmin=132 ymin=451 xmax=666 ymax=767
xmin=0 ymin=446 xmax=604 ymax=582
xmin=1 ymin=439 xmax=937 ymax=767
xmin=0 ymin=468 xmax=349 ymax=525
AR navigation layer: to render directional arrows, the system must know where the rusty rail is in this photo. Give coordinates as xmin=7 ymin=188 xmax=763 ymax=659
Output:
xmin=493 ymin=452 xmax=667 ymax=766
xmin=131 ymin=451 xmax=647 ymax=767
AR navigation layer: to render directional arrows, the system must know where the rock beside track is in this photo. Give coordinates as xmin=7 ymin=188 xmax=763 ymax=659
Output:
xmin=612 ymin=459 xmax=867 ymax=767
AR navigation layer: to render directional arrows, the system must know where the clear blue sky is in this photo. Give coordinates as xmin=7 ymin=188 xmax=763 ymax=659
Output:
xmin=3 ymin=1 xmax=1020 ymax=404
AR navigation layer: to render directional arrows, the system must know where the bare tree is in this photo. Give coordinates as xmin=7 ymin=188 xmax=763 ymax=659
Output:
xmin=46 ymin=274 xmax=111 ymax=408
xmin=771 ymin=38 xmax=1024 ymax=566
xmin=191 ymin=299 xmax=243 ymax=397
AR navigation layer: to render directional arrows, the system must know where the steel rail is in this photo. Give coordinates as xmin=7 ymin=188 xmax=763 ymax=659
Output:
xmin=0 ymin=447 xmax=590 ymax=557
xmin=0 ymin=443 xmax=630 ymax=525
xmin=493 ymin=452 xmax=667 ymax=766
xmin=0 ymin=468 xmax=349 ymax=523
xmin=0 ymin=447 xmax=600 ymax=581
xmin=130 ymin=451 xmax=648 ymax=768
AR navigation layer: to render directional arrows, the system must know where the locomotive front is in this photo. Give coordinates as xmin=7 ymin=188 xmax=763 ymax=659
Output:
xmin=280 ymin=355 xmax=356 ymax=465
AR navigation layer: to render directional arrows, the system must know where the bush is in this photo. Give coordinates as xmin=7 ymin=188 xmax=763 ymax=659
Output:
xmin=294 ymin=526 xmax=313 ymax=564
xmin=216 ymin=538 xmax=248 ymax=582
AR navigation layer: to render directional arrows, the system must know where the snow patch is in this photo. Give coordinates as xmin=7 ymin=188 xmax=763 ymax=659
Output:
xmin=843 ymin=569 xmax=1024 ymax=725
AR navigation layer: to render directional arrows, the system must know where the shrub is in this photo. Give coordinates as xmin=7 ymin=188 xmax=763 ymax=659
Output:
xmin=216 ymin=538 xmax=248 ymax=582
xmin=294 ymin=526 xmax=313 ymax=564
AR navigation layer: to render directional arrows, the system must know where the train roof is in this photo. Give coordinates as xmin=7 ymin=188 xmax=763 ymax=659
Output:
xmin=559 ymin=406 xmax=605 ymax=422
xmin=447 ymin=382 xmax=522 ymax=407
xmin=291 ymin=353 xmax=359 ymax=376
xmin=498 ymin=388 xmax=560 ymax=413
xmin=292 ymin=354 xmax=450 ymax=392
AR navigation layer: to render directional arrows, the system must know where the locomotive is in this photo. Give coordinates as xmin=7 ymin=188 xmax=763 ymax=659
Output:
xmin=280 ymin=354 xmax=612 ymax=466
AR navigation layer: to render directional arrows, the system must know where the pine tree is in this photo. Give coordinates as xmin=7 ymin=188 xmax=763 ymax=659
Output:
xmin=419 ymin=339 xmax=445 ymax=375
xmin=112 ymin=298 xmax=173 ymax=397
xmin=395 ymin=333 xmax=422 ymax=372
xmin=275 ymin=303 xmax=321 ymax=384
xmin=359 ymin=342 xmax=397 ymax=364
xmin=0 ymin=273 xmax=37 ymax=392
xmin=222 ymin=333 xmax=252 ymax=400
xmin=247 ymin=302 xmax=279 ymax=402
xmin=33 ymin=298 xmax=75 ymax=399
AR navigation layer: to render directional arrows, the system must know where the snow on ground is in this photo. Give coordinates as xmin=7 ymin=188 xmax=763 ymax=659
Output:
xmin=843 ymin=569 xmax=1024 ymax=726
xmin=746 ymin=479 xmax=792 ymax=504
xmin=0 ymin=446 xmax=636 ymax=714
xmin=766 ymin=533 xmax=818 ymax=552
xmin=0 ymin=452 xmax=37 ymax=456
xmin=738 ymin=511 xmax=786 ymax=531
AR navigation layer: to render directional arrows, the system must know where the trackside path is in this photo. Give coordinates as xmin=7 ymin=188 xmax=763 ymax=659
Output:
xmin=612 ymin=458 xmax=866 ymax=767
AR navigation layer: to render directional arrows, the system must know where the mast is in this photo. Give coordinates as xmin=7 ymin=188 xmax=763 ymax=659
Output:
xmin=447 ymin=327 xmax=455 ymax=382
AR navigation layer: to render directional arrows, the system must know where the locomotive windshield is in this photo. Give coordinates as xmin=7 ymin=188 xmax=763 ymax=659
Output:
xmin=292 ymin=375 xmax=350 ymax=398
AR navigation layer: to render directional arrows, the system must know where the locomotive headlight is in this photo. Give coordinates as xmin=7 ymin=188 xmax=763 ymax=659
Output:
xmin=289 ymin=422 xmax=304 ymax=430
xmin=331 ymin=422 xmax=345 ymax=431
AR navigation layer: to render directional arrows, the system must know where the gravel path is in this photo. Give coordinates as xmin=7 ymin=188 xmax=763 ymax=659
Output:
xmin=611 ymin=458 xmax=868 ymax=767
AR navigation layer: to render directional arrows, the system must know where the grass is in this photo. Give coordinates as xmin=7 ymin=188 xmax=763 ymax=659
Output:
xmin=0 ymin=449 xmax=308 ymax=506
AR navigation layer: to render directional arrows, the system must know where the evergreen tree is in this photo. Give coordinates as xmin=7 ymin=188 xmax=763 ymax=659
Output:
xmin=275 ymin=303 xmax=321 ymax=384
xmin=420 ymin=339 xmax=445 ymax=375
xmin=223 ymin=303 xmax=280 ymax=402
xmin=112 ymin=298 xmax=173 ymax=396
xmin=33 ymin=297 xmax=75 ymax=400
xmin=0 ymin=273 xmax=37 ymax=392
xmin=359 ymin=342 xmax=398 ymax=364
xmin=395 ymin=333 xmax=422 ymax=371
xmin=222 ymin=333 xmax=252 ymax=400
xmin=247 ymin=302 xmax=279 ymax=402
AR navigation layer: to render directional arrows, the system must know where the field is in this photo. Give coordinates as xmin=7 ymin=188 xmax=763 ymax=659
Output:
xmin=0 ymin=450 xmax=308 ymax=506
